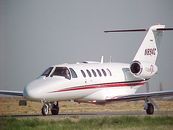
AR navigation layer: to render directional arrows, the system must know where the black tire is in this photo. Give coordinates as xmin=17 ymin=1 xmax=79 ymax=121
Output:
xmin=146 ymin=103 xmax=154 ymax=115
xmin=51 ymin=104 xmax=59 ymax=115
xmin=42 ymin=104 xmax=49 ymax=116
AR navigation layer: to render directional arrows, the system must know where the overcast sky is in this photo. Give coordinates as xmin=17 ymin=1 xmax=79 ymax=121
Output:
xmin=0 ymin=0 xmax=173 ymax=92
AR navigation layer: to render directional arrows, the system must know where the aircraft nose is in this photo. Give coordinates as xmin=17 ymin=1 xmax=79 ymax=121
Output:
xmin=23 ymin=80 xmax=42 ymax=100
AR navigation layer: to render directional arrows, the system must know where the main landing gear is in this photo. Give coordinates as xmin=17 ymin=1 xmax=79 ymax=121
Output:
xmin=41 ymin=101 xmax=59 ymax=116
xmin=144 ymin=98 xmax=154 ymax=115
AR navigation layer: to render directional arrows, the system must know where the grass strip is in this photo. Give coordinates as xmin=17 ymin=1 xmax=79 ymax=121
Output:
xmin=0 ymin=116 xmax=173 ymax=130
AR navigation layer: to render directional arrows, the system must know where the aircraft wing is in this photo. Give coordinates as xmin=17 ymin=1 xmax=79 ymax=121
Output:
xmin=0 ymin=90 xmax=23 ymax=96
xmin=106 ymin=90 xmax=173 ymax=102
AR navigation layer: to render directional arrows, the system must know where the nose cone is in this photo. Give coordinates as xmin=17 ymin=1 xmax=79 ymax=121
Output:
xmin=23 ymin=80 xmax=43 ymax=100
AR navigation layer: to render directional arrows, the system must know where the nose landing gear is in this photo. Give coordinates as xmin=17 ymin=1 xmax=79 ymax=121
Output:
xmin=41 ymin=101 xmax=59 ymax=116
xmin=41 ymin=104 xmax=49 ymax=116
xmin=51 ymin=102 xmax=59 ymax=115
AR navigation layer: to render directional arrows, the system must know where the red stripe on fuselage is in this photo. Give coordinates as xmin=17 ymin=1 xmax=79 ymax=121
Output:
xmin=51 ymin=80 xmax=146 ymax=93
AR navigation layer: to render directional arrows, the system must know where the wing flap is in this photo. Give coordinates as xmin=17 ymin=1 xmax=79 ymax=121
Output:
xmin=106 ymin=90 xmax=173 ymax=102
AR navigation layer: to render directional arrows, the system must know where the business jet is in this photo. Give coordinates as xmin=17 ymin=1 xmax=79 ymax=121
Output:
xmin=1 ymin=24 xmax=173 ymax=116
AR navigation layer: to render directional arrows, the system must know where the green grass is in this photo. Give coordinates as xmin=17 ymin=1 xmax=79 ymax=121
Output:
xmin=0 ymin=116 xmax=173 ymax=130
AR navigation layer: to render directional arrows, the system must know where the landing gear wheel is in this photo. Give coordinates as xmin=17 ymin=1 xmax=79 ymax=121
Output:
xmin=146 ymin=103 xmax=154 ymax=115
xmin=42 ymin=104 xmax=49 ymax=116
xmin=51 ymin=102 xmax=59 ymax=115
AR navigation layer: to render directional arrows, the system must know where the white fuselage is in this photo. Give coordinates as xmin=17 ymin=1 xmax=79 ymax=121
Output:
xmin=23 ymin=62 xmax=145 ymax=103
xmin=23 ymin=25 xmax=167 ymax=104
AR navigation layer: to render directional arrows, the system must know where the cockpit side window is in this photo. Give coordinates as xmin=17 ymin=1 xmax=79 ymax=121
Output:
xmin=69 ymin=68 xmax=77 ymax=78
xmin=41 ymin=67 xmax=53 ymax=77
xmin=51 ymin=67 xmax=71 ymax=79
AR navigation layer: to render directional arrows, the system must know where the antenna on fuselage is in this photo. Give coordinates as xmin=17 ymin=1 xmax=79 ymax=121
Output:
xmin=101 ymin=56 xmax=104 ymax=63
xmin=109 ymin=56 xmax=112 ymax=63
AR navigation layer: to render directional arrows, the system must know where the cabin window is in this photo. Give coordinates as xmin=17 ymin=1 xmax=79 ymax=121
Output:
xmin=81 ymin=70 xmax=86 ymax=78
xmin=102 ymin=69 xmax=107 ymax=76
xmin=86 ymin=69 xmax=92 ymax=77
xmin=96 ymin=69 xmax=102 ymax=77
xmin=107 ymin=68 xmax=112 ymax=76
xmin=69 ymin=68 xmax=77 ymax=78
xmin=91 ymin=69 xmax=97 ymax=77
xmin=50 ymin=67 xmax=71 ymax=79
xmin=41 ymin=67 xmax=53 ymax=77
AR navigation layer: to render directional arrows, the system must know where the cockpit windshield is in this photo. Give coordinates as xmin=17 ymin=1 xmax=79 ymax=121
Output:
xmin=41 ymin=67 xmax=53 ymax=77
xmin=50 ymin=67 xmax=71 ymax=79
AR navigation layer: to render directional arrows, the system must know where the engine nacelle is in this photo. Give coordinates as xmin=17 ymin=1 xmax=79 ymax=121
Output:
xmin=130 ymin=61 xmax=158 ymax=79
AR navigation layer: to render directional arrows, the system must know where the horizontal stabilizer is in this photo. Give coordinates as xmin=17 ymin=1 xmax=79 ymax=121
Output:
xmin=104 ymin=29 xmax=147 ymax=33
xmin=104 ymin=28 xmax=173 ymax=33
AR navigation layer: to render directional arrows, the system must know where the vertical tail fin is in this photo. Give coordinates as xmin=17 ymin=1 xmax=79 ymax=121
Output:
xmin=133 ymin=25 xmax=165 ymax=64
xmin=104 ymin=24 xmax=173 ymax=79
